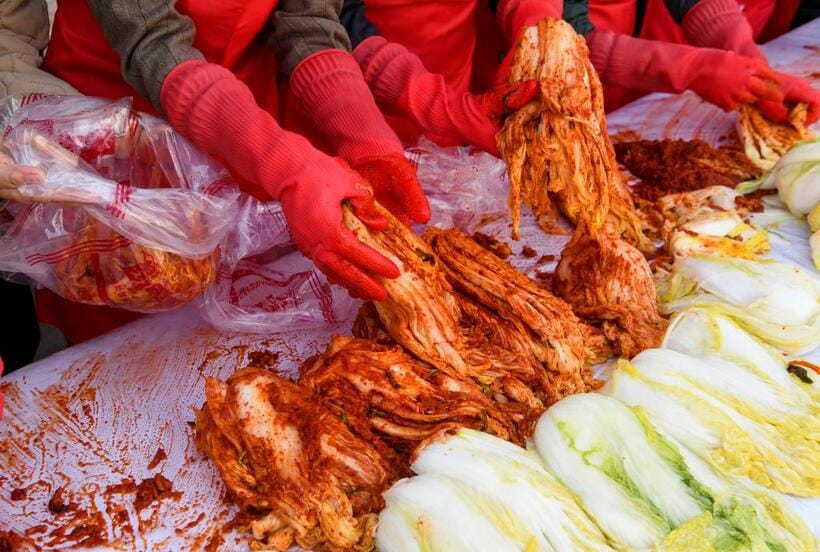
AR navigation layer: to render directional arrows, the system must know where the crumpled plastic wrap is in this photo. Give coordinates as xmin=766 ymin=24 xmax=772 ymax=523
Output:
xmin=409 ymin=138 xmax=573 ymax=277
xmin=196 ymin=198 xmax=360 ymax=333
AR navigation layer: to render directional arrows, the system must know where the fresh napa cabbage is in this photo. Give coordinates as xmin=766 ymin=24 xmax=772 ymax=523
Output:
xmin=663 ymin=308 xmax=818 ymax=402
xmin=608 ymin=349 xmax=820 ymax=497
xmin=738 ymin=136 xmax=820 ymax=216
xmin=534 ymin=394 xmax=706 ymax=549
xmin=376 ymin=428 xmax=612 ymax=552
xmin=746 ymin=194 xmax=803 ymax=230
xmin=533 ymin=393 xmax=815 ymax=551
xmin=810 ymin=205 xmax=820 ymax=269
xmin=657 ymin=255 xmax=820 ymax=353
xmin=809 ymin=204 xmax=820 ymax=233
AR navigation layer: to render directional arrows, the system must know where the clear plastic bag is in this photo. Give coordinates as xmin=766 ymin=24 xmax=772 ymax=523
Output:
xmin=197 ymin=198 xmax=360 ymax=333
xmin=0 ymin=95 xmax=239 ymax=312
xmin=409 ymin=138 xmax=573 ymax=276
xmin=407 ymin=138 xmax=511 ymax=231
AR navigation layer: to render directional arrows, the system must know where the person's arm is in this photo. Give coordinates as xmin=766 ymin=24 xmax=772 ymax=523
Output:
xmin=586 ymin=29 xmax=783 ymax=112
xmin=561 ymin=0 xmax=595 ymax=36
xmin=0 ymin=0 xmax=78 ymax=97
xmin=0 ymin=0 xmax=78 ymax=204
xmin=270 ymin=0 xmax=429 ymax=225
xmin=354 ymin=37 xmax=537 ymax=157
xmin=85 ymin=0 xmax=203 ymax=111
xmin=678 ymin=0 xmax=819 ymax=123
xmin=672 ymin=0 xmax=763 ymax=57
xmin=339 ymin=0 xmax=378 ymax=50
xmin=79 ymin=0 xmax=400 ymax=300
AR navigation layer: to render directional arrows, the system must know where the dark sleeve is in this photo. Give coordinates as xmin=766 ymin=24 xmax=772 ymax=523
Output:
xmin=563 ymin=0 xmax=596 ymax=35
xmin=269 ymin=0 xmax=352 ymax=77
xmin=663 ymin=0 xmax=702 ymax=23
xmin=340 ymin=0 xmax=378 ymax=48
xmin=86 ymin=0 xmax=204 ymax=112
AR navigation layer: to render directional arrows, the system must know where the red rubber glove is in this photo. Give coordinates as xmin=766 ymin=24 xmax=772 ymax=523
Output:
xmin=351 ymin=155 xmax=430 ymax=226
xmin=160 ymin=60 xmax=399 ymax=301
xmin=681 ymin=0 xmax=763 ymax=58
xmin=354 ymin=36 xmax=538 ymax=157
xmin=587 ymin=29 xmax=783 ymax=112
xmin=495 ymin=0 xmax=563 ymax=43
xmin=290 ymin=50 xmax=430 ymax=226
xmin=758 ymin=72 xmax=820 ymax=125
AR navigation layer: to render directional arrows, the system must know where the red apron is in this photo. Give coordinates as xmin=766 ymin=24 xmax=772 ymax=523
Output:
xmin=364 ymin=0 xmax=481 ymax=94
xmin=39 ymin=0 xmax=280 ymax=344
xmin=44 ymin=0 xmax=280 ymax=115
xmin=589 ymin=0 xmax=642 ymax=110
xmin=589 ymin=0 xmax=637 ymax=35
xmin=757 ymin=0 xmax=800 ymax=42
xmin=354 ymin=0 xmax=505 ymax=143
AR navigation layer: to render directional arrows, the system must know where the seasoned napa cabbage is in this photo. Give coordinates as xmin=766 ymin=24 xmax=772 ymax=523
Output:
xmin=533 ymin=393 xmax=815 ymax=551
xmin=668 ymin=226 xmax=769 ymax=261
xmin=608 ymin=349 xmax=820 ymax=497
xmin=658 ymin=187 xmax=770 ymax=260
xmin=658 ymin=255 xmax=820 ymax=354
xmin=376 ymin=428 xmax=612 ymax=552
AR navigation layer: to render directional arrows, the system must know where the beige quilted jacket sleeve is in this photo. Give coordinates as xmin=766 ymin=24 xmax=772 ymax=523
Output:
xmin=0 ymin=0 xmax=77 ymax=97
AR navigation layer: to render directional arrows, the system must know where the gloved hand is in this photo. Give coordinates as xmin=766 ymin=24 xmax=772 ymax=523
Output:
xmin=354 ymin=36 xmax=538 ymax=157
xmin=290 ymin=50 xmax=430 ymax=226
xmin=587 ymin=30 xmax=783 ymax=112
xmin=757 ymin=71 xmax=820 ymax=125
xmin=161 ymin=60 xmax=399 ymax=301
xmin=495 ymin=0 xmax=563 ymax=43
xmin=681 ymin=0 xmax=763 ymax=59
xmin=351 ymin=154 xmax=430 ymax=226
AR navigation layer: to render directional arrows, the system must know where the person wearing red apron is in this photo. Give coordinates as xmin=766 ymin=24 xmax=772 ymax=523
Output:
xmin=341 ymin=0 xmax=795 ymax=154
xmin=353 ymin=0 xmax=820 ymax=150
xmin=34 ymin=0 xmax=430 ymax=343
xmin=590 ymin=0 xmax=818 ymax=116
xmin=636 ymin=0 xmax=799 ymax=47
xmin=637 ymin=0 xmax=816 ymax=119
xmin=309 ymin=0 xmax=556 ymax=154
